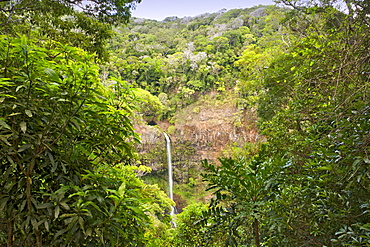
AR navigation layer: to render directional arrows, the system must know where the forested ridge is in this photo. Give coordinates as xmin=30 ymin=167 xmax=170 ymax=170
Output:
xmin=0 ymin=0 xmax=369 ymax=246
xmin=105 ymin=5 xmax=287 ymax=115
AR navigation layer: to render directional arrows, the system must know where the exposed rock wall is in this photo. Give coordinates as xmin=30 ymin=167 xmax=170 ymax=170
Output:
xmin=135 ymin=96 xmax=260 ymax=163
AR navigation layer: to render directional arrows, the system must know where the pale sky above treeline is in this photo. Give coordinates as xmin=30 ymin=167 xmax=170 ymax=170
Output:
xmin=131 ymin=0 xmax=275 ymax=21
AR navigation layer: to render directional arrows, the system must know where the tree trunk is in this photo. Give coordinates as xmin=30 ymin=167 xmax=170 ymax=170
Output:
xmin=7 ymin=211 xmax=13 ymax=247
xmin=35 ymin=229 xmax=42 ymax=247
xmin=253 ymin=217 xmax=260 ymax=247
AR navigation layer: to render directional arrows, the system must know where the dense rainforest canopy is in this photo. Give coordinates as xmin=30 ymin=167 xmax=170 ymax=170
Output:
xmin=0 ymin=0 xmax=369 ymax=246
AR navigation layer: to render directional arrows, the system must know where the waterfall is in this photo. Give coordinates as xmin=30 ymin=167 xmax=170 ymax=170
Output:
xmin=164 ymin=132 xmax=175 ymax=216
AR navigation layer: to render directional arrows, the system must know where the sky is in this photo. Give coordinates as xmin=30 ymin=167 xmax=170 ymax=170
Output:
xmin=131 ymin=0 xmax=275 ymax=21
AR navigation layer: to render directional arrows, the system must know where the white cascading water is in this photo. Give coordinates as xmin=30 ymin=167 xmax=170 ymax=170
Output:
xmin=164 ymin=132 xmax=175 ymax=216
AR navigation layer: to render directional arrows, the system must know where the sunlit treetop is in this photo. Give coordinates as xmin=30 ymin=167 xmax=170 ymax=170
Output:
xmin=0 ymin=0 xmax=142 ymax=60
xmin=276 ymin=0 xmax=369 ymax=20
xmin=0 ymin=0 xmax=141 ymax=25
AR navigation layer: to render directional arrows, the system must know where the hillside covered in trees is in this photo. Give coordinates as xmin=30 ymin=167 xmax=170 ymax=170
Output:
xmin=0 ymin=0 xmax=369 ymax=246
xmin=105 ymin=5 xmax=287 ymax=114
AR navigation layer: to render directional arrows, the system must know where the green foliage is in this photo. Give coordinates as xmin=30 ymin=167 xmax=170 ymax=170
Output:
xmin=255 ymin=2 xmax=370 ymax=246
xmin=133 ymin=87 xmax=164 ymax=120
xmin=163 ymin=2 xmax=369 ymax=247
xmin=105 ymin=5 xmax=288 ymax=115
xmin=0 ymin=35 xmax=172 ymax=246
xmin=0 ymin=0 xmax=141 ymax=59
xmin=40 ymin=164 xmax=170 ymax=246
xmin=171 ymin=203 xmax=209 ymax=247
xmin=201 ymin=145 xmax=283 ymax=246
xmin=221 ymin=141 xmax=260 ymax=159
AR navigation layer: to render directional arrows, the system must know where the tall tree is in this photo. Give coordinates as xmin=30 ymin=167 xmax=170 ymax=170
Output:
xmin=258 ymin=1 xmax=370 ymax=245
xmin=0 ymin=0 xmax=141 ymax=59
xmin=201 ymin=144 xmax=282 ymax=247
xmin=0 ymin=35 xmax=173 ymax=246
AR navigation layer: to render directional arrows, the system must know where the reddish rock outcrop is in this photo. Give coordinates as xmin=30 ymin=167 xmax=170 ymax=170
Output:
xmin=135 ymin=97 xmax=260 ymax=163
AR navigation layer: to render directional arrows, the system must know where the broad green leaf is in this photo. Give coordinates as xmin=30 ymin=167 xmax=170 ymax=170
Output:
xmin=118 ymin=182 xmax=126 ymax=196
xmin=44 ymin=221 xmax=49 ymax=231
xmin=86 ymin=228 xmax=93 ymax=236
xmin=55 ymin=205 xmax=60 ymax=219
xmin=0 ymin=135 xmax=11 ymax=146
xmin=60 ymin=213 xmax=78 ymax=218
xmin=20 ymin=200 xmax=27 ymax=212
xmin=37 ymin=203 xmax=53 ymax=209
xmin=0 ymin=94 xmax=16 ymax=99
xmin=44 ymin=68 xmax=60 ymax=82
xmin=20 ymin=121 xmax=26 ymax=133
xmin=51 ymin=161 xmax=58 ymax=173
xmin=18 ymin=144 xmax=32 ymax=152
xmin=315 ymin=165 xmax=333 ymax=171
xmin=47 ymin=151 xmax=55 ymax=166
xmin=25 ymin=109 xmax=32 ymax=117
xmin=60 ymin=202 xmax=70 ymax=210
xmin=31 ymin=217 xmax=37 ymax=230
xmin=78 ymin=216 xmax=85 ymax=231
xmin=16 ymin=85 xmax=26 ymax=92
xmin=62 ymin=163 xmax=67 ymax=174
xmin=54 ymin=228 xmax=68 ymax=240
xmin=0 ymin=197 xmax=9 ymax=212
xmin=8 ymin=112 xmax=21 ymax=116
xmin=0 ymin=119 xmax=11 ymax=130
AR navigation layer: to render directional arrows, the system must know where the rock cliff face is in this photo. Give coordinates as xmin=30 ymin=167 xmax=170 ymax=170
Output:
xmin=135 ymin=94 xmax=260 ymax=165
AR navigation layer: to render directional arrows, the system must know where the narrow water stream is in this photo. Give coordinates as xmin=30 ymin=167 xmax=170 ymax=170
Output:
xmin=164 ymin=132 xmax=175 ymax=216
